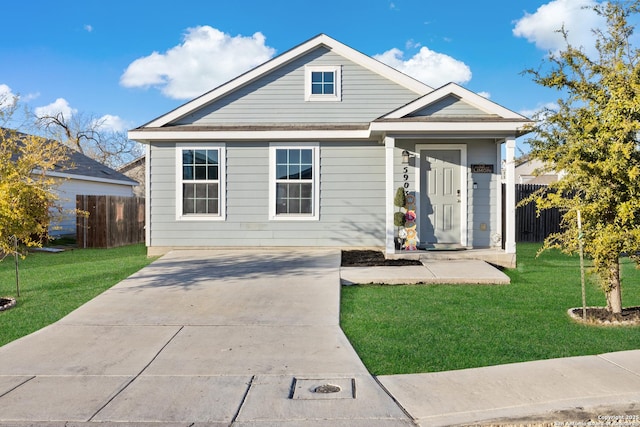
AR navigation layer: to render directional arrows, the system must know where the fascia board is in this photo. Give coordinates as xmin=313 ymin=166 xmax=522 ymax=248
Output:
xmin=143 ymin=34 xmax=432 ymax=128
xmin=384 ymin=83 xmax=527 ymax=120
xmin=39 ymin=170 xmax=137 ymax=186
xmin=369 ymin=121 xmax=530 ymax=133
xmin=128 ymin=129 xmax=372 ymax=141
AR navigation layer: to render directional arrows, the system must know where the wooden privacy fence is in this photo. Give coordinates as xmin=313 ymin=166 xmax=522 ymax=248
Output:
xmin=503 ymin=184 xmax=563 ymax=243
xmin=76 ymin=195 xmax=145 ymax=248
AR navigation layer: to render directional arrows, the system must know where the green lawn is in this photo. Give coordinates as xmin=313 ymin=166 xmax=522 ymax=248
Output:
xmin=0 ymin=244 xmax=154 ymax=347
xmin=340 ymin=243 xmax=640 ymax=375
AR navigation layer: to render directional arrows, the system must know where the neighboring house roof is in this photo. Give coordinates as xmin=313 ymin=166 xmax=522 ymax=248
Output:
xmin=3 ymin=128 xmax=138 ymax=187
xmin=514 ymin=155 xmax=559 ymax=185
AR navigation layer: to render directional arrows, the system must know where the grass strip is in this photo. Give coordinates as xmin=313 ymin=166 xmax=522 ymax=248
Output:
xmin=0 ymin=244 xmax=154 ymax=347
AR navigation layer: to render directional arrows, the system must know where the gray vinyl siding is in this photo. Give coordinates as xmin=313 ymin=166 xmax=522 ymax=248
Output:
xmin=148 ymin=141 xmax=386 ymax=248
xmin=410 ymin=96 xmax=494 ymax=118
xmin=173 ymin=47 xmax=419 ymax=125
xmin=467 ymin=140 xmax=500 ymax=247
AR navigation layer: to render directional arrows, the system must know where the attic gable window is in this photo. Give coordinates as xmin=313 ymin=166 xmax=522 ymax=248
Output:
xmin=305 ymin=65 xmax=341 ymax=101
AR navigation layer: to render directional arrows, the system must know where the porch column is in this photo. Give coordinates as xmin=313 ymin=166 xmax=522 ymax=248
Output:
xmin=385 ymin=136 xmax=396 ymax=254
xmin=505 ymin=136 xmax=516 ymax=254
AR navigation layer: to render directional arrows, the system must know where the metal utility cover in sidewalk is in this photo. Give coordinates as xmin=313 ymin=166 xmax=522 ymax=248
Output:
xmin=291 ymin=377 xmax=356 ymax=400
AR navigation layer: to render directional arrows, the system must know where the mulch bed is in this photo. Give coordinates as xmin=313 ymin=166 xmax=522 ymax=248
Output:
xmin=341 ymin=250 xmax=423 ymax=267
xmin=569 ymin=306 xmax=640 ymax=325
xmin=0 ymin=297 xmax=16 ymax=312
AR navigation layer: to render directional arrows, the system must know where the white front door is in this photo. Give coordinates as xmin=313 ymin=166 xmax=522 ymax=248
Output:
xmin=420 ymin=150 xmax=461 ymax=244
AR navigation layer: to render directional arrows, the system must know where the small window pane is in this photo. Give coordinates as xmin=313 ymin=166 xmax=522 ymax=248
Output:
xmin=324 ymin=83 xmax=334 ymax=94
xmin=184 ymin=184 xmax=195 ymax=198
xmin=276 ymin=165 xmax=288 ymax=180
xmin=208 ymin=199 xmax=218 ymax=214
xmin=196 ymin=199 xmax=207 ymax=213
xmin=300 ymin=167 xmax=312 ymax=180
xmin=323 ymin=72 xmax=334 ymax=83
xmin=290 ymin=199 xmax=301 ymax=214
xmin=207 ymin=151 xmax=218 ymax=164
xmin=195 ymin=183 xmax=207 ymax=198
xmin=194 ymin=150 xmax=207 ymax=164
xmin=301 ymin=183 xmax=312 ymax=198
xmin=311 ymin=83 xmax=323 ymax=94
xmin=183 ymin=150 xmax=194 ymax=164
xmin=289 ymin=149 xmax=300 ymax=164
xmin=289 ymin=164 xmax=300 ymax=180
xmin=301 ymin=149 xmax=312 ymax=164
xmin=183 ymin=166 xmax=193 ymax=180
xmin=183 ymin=198 xmax=194 ymax=214
xmin=300 ymin=198 xmax=312 ymax=214
xmin=276 ymin=149 xmax=288 ymax=164
xmin=195 ymin=165 xmax=207 ymax=180
xmin=208 ymin=165 xmax=218 ymax=180
xmin=311 ymin=71 xmax=322 ymax=83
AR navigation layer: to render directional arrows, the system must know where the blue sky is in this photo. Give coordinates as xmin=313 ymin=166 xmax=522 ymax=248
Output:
xmin=0 ymin=0 xmax=610 ymax=145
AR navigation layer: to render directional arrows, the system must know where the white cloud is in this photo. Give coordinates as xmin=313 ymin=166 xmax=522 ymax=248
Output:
xmin=374 ymin=46 xmax=472 ymax=87
xmin=34 ymin=98 xmax=77 ymax=121
xmin=84 ymin=24 xmax=93 ymax=33
xmin=120 ymin=26 xmax=276 ymax=99
xmin=477 ymin=91 xmax=491 ymax=99
xmin=513 ymin=0 xmax=605 ymax=55
xmin=94 ymin=114 xmax=129 ymax=132
xmin=0 ymin=84 xmax=17 ymax=108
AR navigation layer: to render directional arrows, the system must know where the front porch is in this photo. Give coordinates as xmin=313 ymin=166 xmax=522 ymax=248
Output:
xmin=385 ymin=247 xmax=516 ymax=269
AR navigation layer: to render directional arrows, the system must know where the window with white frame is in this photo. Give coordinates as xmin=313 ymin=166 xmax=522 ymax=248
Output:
xmin=305 ymin=65 xmax=341 ymax=101
xmin=270 ymin=144 xmax=319 ymax=220
xmin=178 ymin=147 xmax=225 ymax=219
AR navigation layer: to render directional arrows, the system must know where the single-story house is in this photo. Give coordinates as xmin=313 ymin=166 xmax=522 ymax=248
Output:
xmin=49 ymin=147 xmax=139 ymax=237
xmin=4 ymin=129 xmax=139 ymax=237
xmin=129 ymin=34 xmax=531 ymax=265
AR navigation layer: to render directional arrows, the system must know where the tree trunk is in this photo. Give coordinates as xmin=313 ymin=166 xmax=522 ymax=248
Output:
xmin=605 ymin=260 xmax=622 ymax=314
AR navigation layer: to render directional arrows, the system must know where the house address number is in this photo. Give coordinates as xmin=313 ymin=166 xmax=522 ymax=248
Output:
xmin=471 ymin=164 xmax=494 ymax=173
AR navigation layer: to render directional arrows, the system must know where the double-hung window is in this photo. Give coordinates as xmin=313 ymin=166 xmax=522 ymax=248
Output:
xmin=305 ymin=65 xmax=341 ymax=102
xmin=270 ymin=144 xmax=319 ymax=220
xmin=178 ymin=146 xmax=225 ymax=220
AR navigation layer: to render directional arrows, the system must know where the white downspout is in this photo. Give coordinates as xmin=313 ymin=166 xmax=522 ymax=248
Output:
xmin=505 ymin=136 xmax=516 ymax=254
xmin=385 ymin=136 xmax=396 ymax=254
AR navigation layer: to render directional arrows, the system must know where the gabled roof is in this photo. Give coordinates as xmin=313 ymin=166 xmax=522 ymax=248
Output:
xmin=62 ymin=148 xmax=138 ymax=185
xmin=141 ymin=34 xmax=433 ymax=129
xmin=3 ymin=129 xmax=138 ymax=186
xmin=380 ymin=83 xmax=529 ymax=120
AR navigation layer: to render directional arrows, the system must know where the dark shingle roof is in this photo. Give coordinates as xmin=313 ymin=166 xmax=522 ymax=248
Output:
xmin=3 ymin=128 xmax=137 ymax=185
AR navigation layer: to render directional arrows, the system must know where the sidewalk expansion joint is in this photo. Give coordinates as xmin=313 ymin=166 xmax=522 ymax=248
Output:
xmin=597 ymin=353 xmax=640 ymax=379
xmin=87 ymin=325 xmax=184 ymax=421
xmin=373 ymin=375 xmax=419 ymax=425
xmin=231 ymin=374 xmax=255 ymax=424
xmin=0 ymin=375 xmax=35 ymax=399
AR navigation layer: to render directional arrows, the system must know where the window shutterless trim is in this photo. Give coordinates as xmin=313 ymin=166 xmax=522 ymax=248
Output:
xmin=175 ymin=144 xmax=226 ymax=221
xmin=304 ymin=65 xmax=341 ymax=102
xmin=268 ymin=142 xmax=320 ymax=221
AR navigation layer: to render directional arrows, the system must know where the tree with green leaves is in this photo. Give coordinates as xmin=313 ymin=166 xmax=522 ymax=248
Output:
xmin=525 ymin=1 xmax=640 ymax=314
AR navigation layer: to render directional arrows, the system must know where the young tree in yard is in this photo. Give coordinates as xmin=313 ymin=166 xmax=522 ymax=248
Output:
xmin=525 ymin=1 xmax=640 ymax=314
xmin=0 ymin=96 xmax=69 ymax=258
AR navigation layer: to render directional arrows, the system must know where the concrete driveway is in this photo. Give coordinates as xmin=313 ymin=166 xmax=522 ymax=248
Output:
xmin=0 ymin=249 xmax=412 ymax=426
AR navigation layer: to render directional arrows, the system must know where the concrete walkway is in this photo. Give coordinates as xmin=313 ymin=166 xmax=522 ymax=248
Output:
xmin=0 ymin=249 xmax=639 ymax=426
